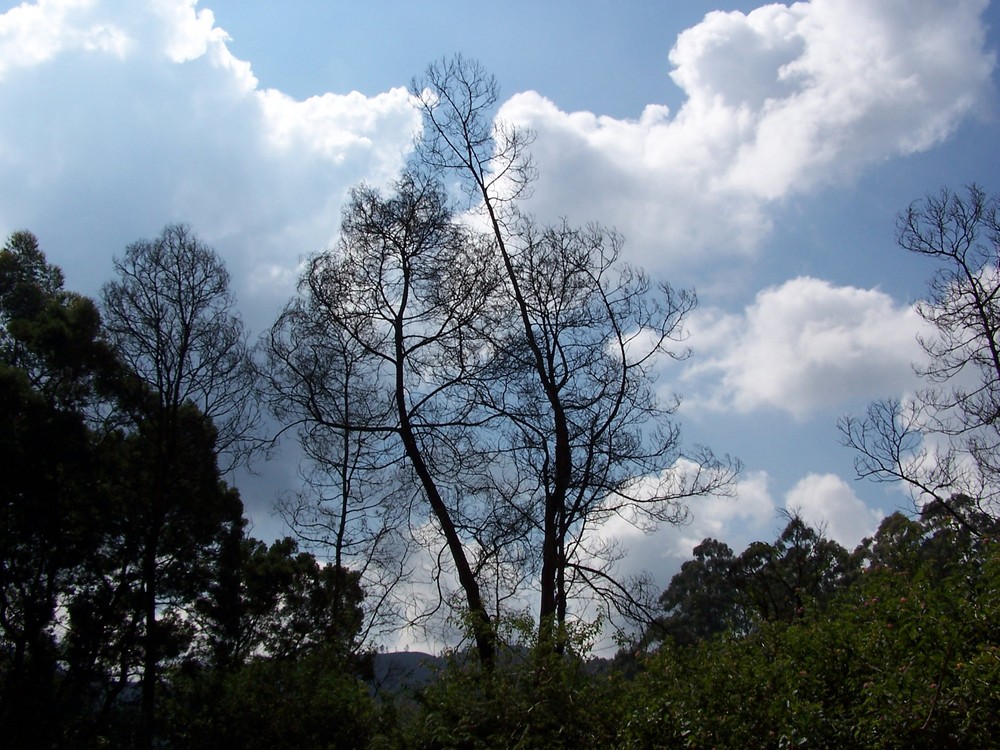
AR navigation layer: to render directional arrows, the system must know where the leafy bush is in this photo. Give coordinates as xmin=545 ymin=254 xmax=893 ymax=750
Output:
xmin=162 ymin=647 xmax=378 ymax=750
xmin=619 ymin=536 xmax=1000 ymax=749
xmin=405 ymin=617 xmax=624 ymax=749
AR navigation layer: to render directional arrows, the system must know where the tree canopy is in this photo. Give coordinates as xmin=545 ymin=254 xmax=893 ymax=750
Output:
xmin=0 ymin=231 xmax=370 ymax=749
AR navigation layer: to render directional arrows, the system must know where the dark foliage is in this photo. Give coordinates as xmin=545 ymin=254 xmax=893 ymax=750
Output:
xmin=645 ymin=515 xmax=860 ymax=648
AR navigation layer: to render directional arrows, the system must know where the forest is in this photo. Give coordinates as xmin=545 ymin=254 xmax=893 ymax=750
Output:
xmin=2 ymin=58 xmax=999 ymax=748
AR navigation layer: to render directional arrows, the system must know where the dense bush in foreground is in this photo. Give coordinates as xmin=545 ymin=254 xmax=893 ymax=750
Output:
xmin=401 ymin=510 xmax=998 ymax=750
xmin=621 ymin=535 xmax=999 ymax=748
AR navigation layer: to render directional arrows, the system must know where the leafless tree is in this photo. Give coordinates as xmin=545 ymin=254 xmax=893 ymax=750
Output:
xmin=264 ymin=293 xmax=413 ymax=646
xmin=265 ymin=173 xmax=514 ymax=666
xmin=841 ymin=186 xmax=1000 ymax=532
xmin=101 ymin=224 xmax=260 ymax=471
xmin=412 ymin=56 xmax=738 ymax=647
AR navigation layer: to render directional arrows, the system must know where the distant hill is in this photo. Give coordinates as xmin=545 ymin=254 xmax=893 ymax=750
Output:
xmin=370 ymin=651 xmax=443 ymax=697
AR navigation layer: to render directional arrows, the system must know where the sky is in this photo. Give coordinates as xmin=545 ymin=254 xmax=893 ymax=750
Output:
xmin=2 ymin=0 xmax=998 ymax=648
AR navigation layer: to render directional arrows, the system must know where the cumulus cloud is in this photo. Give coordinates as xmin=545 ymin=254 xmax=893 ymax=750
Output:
xmin=668 ymin=469 xmax=778 ymax=557
xmin=592 ymin=469 xmax=777 ymax=590
xmin=683 ymin=276 xmax=927 ymax=418
xmin=498 ymin=0 xmax=994 ymax=269
xmin=0 ymin=0 xmax=419 ymax=329
xmin=2 ymin=0 xmax=993 ymax=317
xmin=785 ymin=472 xmax=883 ymax=548
xmin=0 ymin=0 xmax=133 ymax=74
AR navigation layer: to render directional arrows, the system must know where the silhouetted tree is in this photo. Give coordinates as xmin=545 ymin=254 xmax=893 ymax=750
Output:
xmin=647 ymin=516 xmax=858 ymax=649
xmin=267 ymin=173 xmax=504 ymax=667
xmin=102 ymin=223 xmax=260 ymax=470
xmin=101 ymin=225 xmax=258 ymax=745
xmin=650 ymin=539 xmax=743 ymax=646
xmin=842 ymin=186 xmax=1000 ymax=532
xmin=411 ymin=56 xmax=736 ymax=648
xmin=0 ymin=232 xmax=129 ymax=747
xmin=264 ymin=275 xmax=412 ymax=651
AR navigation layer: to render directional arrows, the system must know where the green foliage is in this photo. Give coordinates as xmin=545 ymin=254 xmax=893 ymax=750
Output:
xmin=0 ymin=232 xmax=128 ymax=748
xmin=651 ymin=538 xmax=743 ymax=645
xmin=198 ymin=535 xmax=368 ymax=667
xmin=0 ymin=230 xmax=64 ymax=348
xmin=162 ymin=647 xmax=378 ymax=750
xmin=406 ymin=617 xmax=623 ymax=749
xmin=649 ymin=516 xmax=860 ymax=649
xmin=620 ymin=517 xmax=1000 ymax=749
xmin=1 ymin=230 xmax=129 ymax=409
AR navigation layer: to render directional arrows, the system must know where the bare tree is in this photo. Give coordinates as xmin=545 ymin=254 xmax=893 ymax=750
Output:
xmin=266 ymin=174 xmax=512 ymax=666
xmin=101 ymin=224 xmax=260 ymax=470
xmin=264 ymin=291 xmax=413 ymax=647
xmin=271 ymin=58 xmax=736 ymax=664
xmin=841 ymin=186 xmax=1000 ymax=532
xmin=412 ymin=56 xmax=738 ymax=646
xmin=473 ymin=216 xmax=735 ymax=639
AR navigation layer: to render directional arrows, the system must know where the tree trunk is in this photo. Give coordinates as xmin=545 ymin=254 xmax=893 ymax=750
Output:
xmin=139 ymin=528 xmax=158 ymax=750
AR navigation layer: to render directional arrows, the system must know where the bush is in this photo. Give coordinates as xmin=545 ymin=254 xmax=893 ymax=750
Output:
xmin=406 ymin=617 xmax=623 ymax=749
xmin=162 ymin=647 xmax=378 ymax=750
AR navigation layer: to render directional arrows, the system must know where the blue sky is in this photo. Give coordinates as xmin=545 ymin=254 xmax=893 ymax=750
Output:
xmin=2 ymin=0 xmax=998 ymax=646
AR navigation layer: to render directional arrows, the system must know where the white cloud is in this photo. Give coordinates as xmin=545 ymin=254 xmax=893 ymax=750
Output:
xmin=1 ymin=0 xmax=992 ymax=325
xmin=683 ymin=276 xmax=927 ymax=419
xmin=0 ymin=0 xmax=131 ymax=75
xmin=785 ymin=472 xmax=883 ymax=548
xmin=592 ymin=469 xmax=777 ymax=590
xmin=151 ymin=0 xmax=228 ymax=64
xmin=0 ymin=0 xmax=230 ymax=75
xmin=0 ymin=0 xmax=419 ymax=331
xmin=672 ymin=469 xmax=778 ymax=555
xmin=498 ymin=0 xmax=994 ymax=269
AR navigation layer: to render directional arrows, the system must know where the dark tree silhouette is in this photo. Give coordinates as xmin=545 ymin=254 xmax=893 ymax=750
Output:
xmin=412 ymin=56 xmax=737 ymax=647
xmin=100 ymin=225 xmax=258 ymax=745
xmin=267 ymin=174 xmax=506 ymax=666
xmin=842 ymin=186 xmax=1000 ymax=532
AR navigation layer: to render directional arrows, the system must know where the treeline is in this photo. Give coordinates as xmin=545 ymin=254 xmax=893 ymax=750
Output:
xmin=0 ymin=230 xmax=371 ymax=748
xmin=5 ymin=224 xmax=998 ymax=750
xmin=410 ymin=507 xmax=1000 ymax=749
